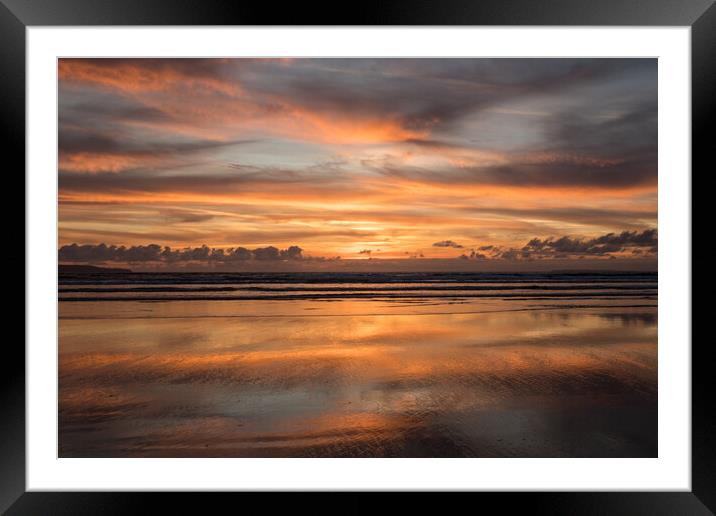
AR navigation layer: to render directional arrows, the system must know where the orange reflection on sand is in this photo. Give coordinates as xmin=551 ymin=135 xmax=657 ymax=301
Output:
xmin=60 ymin=312 xmax=656 ymax=395
xmin=59 ymin=303 xmax=657 ymax=457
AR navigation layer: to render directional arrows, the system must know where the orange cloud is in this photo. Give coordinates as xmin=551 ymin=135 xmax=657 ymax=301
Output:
xmin=59 ymin=59 xmax=240 ymax=96
xmin=59 ymin=152 xmax=160 ymax=173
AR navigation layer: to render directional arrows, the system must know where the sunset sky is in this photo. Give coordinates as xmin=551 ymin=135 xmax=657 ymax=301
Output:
xmin=58 ymin=58 xmax=657 ymax=270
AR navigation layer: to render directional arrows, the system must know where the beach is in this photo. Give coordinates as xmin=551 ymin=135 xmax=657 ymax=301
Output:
xmin=58 ymin=272 xmax=657 ymax=457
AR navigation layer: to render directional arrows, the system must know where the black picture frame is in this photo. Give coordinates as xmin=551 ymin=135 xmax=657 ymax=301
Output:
xmin=3 ymin=0 xmax=710 ymax=513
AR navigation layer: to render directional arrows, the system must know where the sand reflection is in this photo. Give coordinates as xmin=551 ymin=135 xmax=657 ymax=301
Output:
xmin=59 ymin=303 xmax=657 ymax=457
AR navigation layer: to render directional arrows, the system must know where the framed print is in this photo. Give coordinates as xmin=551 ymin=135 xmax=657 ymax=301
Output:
xmin=5 ymin=0 xmax=711 ymax=513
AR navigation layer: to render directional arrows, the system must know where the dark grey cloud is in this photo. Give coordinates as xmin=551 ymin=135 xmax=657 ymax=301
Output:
xmin=58 ymin=243 xmax=307 ymax=263
xmin=454 ymin=230 xmax=657 ymax=261
xmin=58 ymin=127 xmax=254 ymax=166
xmin=160 ymin=209 xmax=215 ymax=224
xmin=60 ymin=97 xmax=172 ymax=127
xmin=59 ymin=168 xmax=308 ymax=193
xmin=377 ymin=153 xmax=655 ymax=189
xmin=240 ymin=58 xmax=656 ymax=132
xmin=58 ymin=163 xmax=360 ymax=196
xmin=478 ymin=160 xmax=654 ymax=189
xmin=544 ymin=100 xmax=657 ymax=158
xmin=522 ymin=229 xmax=657 ymax=256
xmin=522 ymin=100 xmax=658 ymax=188
xmin=59 ymin=131 xmax=249 ymax=157
xmin=463 ymin=250 xmax=488 ymax=260
xmin=432 ymin=240 xmax=463 ymax=249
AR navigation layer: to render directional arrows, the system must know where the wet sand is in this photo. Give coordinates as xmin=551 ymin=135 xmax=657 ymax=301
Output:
xmin=59 ymin=298 xmax=657 ymax=457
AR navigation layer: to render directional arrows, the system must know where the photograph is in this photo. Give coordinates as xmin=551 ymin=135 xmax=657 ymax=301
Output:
xmin=3 ymin=0 xmax=707 ymax=508
xmin=57 ymin=57 xmax=658 ymax=458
